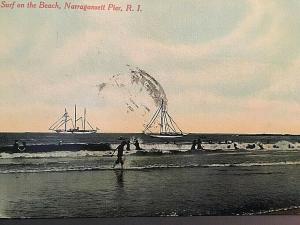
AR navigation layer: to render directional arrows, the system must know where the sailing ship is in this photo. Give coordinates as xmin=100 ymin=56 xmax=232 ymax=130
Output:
xmin=143 ymin=100 xmax=187 ymax=138
xmin=49 ymin=105 xmax=99 ymax=134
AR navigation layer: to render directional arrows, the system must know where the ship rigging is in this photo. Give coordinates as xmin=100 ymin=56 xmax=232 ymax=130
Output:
xmin=143 ymin=100 xmax=187 ymax=138
xmin=49 ymin=105 xmax=99 ymax=134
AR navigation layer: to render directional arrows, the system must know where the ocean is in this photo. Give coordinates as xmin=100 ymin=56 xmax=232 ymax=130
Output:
xmin=1 ymin=133 xmax=300 ymax=218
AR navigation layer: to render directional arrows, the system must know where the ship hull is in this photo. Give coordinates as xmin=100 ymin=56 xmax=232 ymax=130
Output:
xmin=148 ymin=133 xmax=188 ymax=138
xmin=55 ymin=130 xmax=97 ymax=134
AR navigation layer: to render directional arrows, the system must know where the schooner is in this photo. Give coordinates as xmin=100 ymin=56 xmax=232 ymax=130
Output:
xmin=143 ymin=100 xmax=187 ymax=138
xmin=49 ymin=105 xmax=99 ymax=134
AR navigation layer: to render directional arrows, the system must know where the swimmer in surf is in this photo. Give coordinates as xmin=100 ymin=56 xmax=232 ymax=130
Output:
xmin=112 ymin=141 xmax=127 ymax=169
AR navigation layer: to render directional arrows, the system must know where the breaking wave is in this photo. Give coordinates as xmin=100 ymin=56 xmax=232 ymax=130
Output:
xmin=0 ymin=150 xmax=109 ymax=159
xmin=242 ymin=205 xmax=300 ymax=215
xmin=1 ymin=161 xmax=300 ymax=174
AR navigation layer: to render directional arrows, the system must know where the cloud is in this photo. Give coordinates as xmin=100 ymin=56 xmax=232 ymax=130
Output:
xmin=259 ymin=59 xmax=300 ymax=104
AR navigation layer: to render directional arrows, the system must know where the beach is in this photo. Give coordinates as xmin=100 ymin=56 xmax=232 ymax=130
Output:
xmin=1 ymin=133 xmax=300 ymax=218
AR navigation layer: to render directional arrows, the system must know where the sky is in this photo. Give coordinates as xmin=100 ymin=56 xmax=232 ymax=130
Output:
xmin=1 ymin=0 xmax=300 ymax=133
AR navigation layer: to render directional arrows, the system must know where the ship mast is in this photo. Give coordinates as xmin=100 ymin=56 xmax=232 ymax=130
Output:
xmin=49 ymin=106 xmax=98 ymax=133
xmin=84 ymin=108 xmax=86 ymax=131
xmin=160 ymin=100 xmax=168 ymax=134
xmin=143 ymin=99 xmax=184 ymax=136
xmin=64 ymin=108 xmax=67 ymax=131
xmin=74 ymin=104 xmax=77 ymax=129
xmin=160 ymin=100 xmax=163 ymax=133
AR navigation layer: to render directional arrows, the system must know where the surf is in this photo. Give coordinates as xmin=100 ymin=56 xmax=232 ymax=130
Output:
xmin=1 ymin=160 xmax=300 ymax=174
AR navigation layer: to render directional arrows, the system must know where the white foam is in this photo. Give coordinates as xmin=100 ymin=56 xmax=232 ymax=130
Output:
xmin=2 ymin=160 xmax=299 ymax=174
xmin=111 ymin=143 xmax=191 ymax=151
xmin=203 ymin=161 xmax=300 ymax=167
xmin=0 ymin=163 xmax=201 ymax=174
xmin=0 ymin=150 xmax=109 ymax=159
xmin=128 ymin=141 xmax=300 ymax=151
xmin=242 ymin=205 xmax=300 ymax=215
xmin=1 ymin=140 xmax=300 ymax=159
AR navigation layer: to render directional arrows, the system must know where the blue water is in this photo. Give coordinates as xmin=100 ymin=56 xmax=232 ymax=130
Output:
xmin=0 ymin=133 xmax=300 ymax=218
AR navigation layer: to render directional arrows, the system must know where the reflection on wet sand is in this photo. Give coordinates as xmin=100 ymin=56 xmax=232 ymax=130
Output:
xmin=115 ymin=170 xmax=124 ymax=188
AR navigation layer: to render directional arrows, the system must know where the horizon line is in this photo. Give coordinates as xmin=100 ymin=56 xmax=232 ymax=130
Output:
xmin=0 ymin=131 xmax=299 ymax=136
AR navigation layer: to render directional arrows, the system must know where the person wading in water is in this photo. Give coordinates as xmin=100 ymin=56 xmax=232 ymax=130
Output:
xmin=134 ymin=139 xmax=142 ymax=150
xmin=111 ymin=141 xmax=127 ymax=169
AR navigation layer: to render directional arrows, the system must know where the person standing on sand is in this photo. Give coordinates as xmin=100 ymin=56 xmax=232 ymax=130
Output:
xmin=112 ymin=141 xmax=127 ymax=169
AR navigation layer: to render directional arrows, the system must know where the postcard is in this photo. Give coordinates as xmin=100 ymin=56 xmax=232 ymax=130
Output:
xmin=1 ymin=0 xmax=300 ymax=219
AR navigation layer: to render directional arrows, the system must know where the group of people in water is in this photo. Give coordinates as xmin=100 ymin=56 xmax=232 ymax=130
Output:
xmin=14 ymin=137 xmax=291 ymax=169
xmin=190 ymin=139 xmax=266 ymax=151
xmin=191 ymin=139 xmax=203 ymax=150
xmin=112 ymin=138 xmax=207 ymax=168
xmin=111 ymin=139 xmax=142 ymax=168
